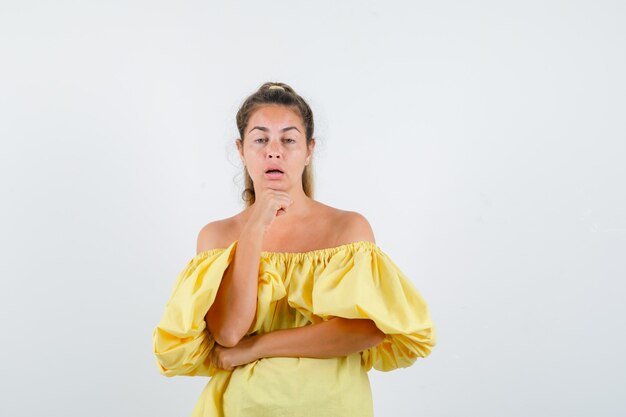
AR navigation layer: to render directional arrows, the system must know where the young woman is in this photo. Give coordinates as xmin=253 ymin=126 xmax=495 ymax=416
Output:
xmin=152 ymin=82 xmax=437 ymax=417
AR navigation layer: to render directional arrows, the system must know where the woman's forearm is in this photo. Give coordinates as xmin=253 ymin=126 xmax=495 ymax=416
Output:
xmin=205 ymin=224 xmax=265 ymax=348
xmin=253 ymin=317 xmax=385 ymax=359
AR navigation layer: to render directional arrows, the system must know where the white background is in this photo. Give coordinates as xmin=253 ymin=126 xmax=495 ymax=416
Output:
xmin=1 ymin=1 xmax=625 ymax=416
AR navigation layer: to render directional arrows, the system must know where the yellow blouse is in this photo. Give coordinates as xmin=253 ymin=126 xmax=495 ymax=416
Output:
xmin=152 ymin=240 xmax=437 ymax=417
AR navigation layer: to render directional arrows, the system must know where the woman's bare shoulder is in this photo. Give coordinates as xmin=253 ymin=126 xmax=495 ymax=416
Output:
xmin=336 ymin=210 xmax=376 ymax=244
xmin=196 ymin=212 xmax=245 ymax=254
xmin=316 ymin=202 xmax=376 ymax=245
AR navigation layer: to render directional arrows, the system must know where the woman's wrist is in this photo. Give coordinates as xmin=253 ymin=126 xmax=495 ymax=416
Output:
xmin=251 ymin=333 xmax=266 ymax=360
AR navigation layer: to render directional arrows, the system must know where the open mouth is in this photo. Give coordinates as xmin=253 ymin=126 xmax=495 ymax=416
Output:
xmin=265 ymin=169 xmax=284 ymax=179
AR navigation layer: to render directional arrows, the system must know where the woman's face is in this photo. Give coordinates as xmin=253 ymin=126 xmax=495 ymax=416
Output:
xmin=238 ymin=105 xmax=314 ymax=192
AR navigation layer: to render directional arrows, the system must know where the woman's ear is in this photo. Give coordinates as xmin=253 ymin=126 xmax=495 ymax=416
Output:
xmin=236 ymin=138 xmax=245 ymax=163
xmin=307 ymin=138 xmax=316 ymax=160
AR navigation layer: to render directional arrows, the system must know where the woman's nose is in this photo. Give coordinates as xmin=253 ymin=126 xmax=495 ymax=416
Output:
xmin=266 ymin=141 xmax=282 ymax=158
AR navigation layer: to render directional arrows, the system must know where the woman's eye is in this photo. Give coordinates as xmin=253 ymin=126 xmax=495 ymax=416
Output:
xmin=254 ymin=138 xmax=295 ymax=143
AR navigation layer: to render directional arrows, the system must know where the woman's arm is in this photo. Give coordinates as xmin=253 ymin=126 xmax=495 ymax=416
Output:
xmin=254 ymin=317 xmax=385 ymax=359
xmin=200 ymin=222 xmax=263 ymax=348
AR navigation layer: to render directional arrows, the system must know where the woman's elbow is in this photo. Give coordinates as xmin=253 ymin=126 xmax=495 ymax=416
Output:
xmin=206 ymin=319 xmax=241 ymax=348
xmin=214 ymin=331 xmax=242 ymax=348
xmin=205 ymin=315 xmax=250 ymax=348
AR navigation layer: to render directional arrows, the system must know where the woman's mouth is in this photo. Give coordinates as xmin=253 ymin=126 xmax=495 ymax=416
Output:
xmin=265 ymin=169 xmax=284 ymax=179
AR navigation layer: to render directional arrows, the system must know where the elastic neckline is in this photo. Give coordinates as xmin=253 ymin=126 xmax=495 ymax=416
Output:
xmin=197 ymin=240 xmax=379 ymax=260
xmin=260 ymin=240 xmax=378 ymax=258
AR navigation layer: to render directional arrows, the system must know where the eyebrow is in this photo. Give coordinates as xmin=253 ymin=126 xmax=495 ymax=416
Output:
xmin=248 ymin=126 xmax=301 ymax=134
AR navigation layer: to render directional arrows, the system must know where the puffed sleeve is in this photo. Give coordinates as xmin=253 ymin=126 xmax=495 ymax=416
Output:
xmin=312 ymin=244 xmax=437 ymax=372
xmin=152 ymin=240 xmax=237 ymax=377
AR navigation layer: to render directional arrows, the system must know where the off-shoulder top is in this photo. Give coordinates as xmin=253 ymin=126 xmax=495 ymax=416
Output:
xmin=152 ymin=240 xmax=437 ymax=417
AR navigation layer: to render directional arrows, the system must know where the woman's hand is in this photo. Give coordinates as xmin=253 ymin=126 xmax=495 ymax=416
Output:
xmin=209 ymin=334 xmax=262 ymax=371
xmin=245 ymin=189 xmax=294 ymax=233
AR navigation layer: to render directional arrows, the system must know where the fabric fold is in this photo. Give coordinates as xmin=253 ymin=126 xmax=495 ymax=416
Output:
xmin=311 ymin=245 xmax=437 ymax=371
xmin=152 ymin=240 xmax=238 ymax=377
xmin=252 ymin=258 xmax=288 ymax=331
